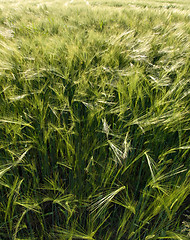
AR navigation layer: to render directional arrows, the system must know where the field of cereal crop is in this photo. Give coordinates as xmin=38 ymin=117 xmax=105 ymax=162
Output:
xmin=0 ymin=0 xmax=190 ymax=239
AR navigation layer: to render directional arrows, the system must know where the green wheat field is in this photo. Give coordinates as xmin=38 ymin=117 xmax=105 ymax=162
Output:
xmin=0 ymin=0 xmax=190 ymax=239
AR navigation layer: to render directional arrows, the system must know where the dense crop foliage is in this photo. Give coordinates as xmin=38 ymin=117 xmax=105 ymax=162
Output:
xmin=0 ymin=0 xmax=190 ymax=239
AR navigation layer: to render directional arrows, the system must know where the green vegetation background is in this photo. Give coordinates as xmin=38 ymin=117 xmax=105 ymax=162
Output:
xmin=0 ymin=0 xmax=189 ymax=239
